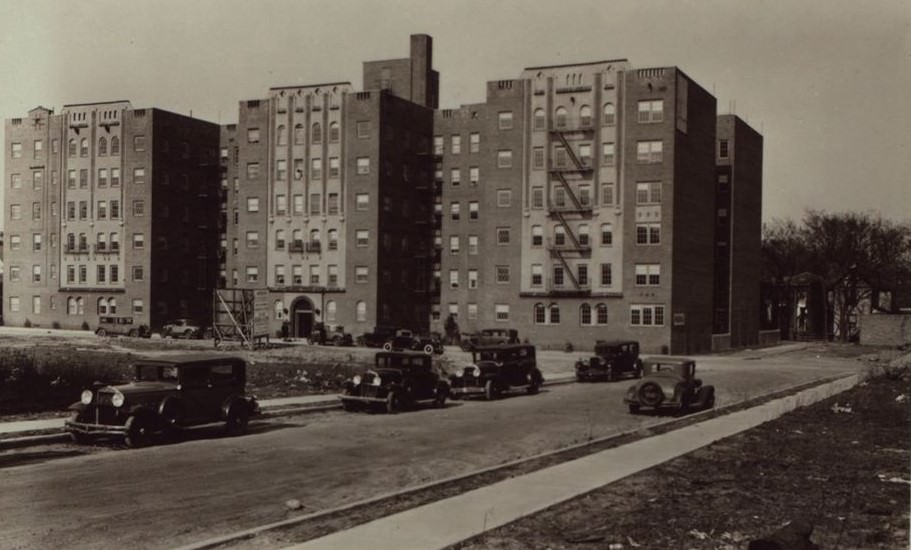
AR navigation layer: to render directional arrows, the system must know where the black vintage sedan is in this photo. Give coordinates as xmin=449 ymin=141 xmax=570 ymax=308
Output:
xmin=339 ymin=351 xmax=450 ymax=413
xmin=450 ymin=344 xmax=543 ymax=400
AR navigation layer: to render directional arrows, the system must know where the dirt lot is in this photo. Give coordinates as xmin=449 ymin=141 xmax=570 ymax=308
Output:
xmin=452 ymin=367 xmax=911 ymax=550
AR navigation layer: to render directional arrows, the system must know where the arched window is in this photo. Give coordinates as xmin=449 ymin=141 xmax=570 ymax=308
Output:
xmin=311 ymin=122 xmax=322 ymax=143
xmin=110 ymin=136 xmax=120 ymax=155
xmin=579 ymin=105 xmax=592 ymax=127
xmin=596 ymin=304 xmax=609 ymax=325
xmin=326 ymin=300 xmax=337 ymax=322
xmin=533 ymin=303 xmax=546 ymax=324
xmin=294 ymin=124 xmax=305 ymax=145
xmin=309 ymin=228 xmax=321 ymax=244
xmin=329 ymin=122 xmax=340 ymax=142
xmin=549 ymin=303 xmax=561 ymax=324
xmin=68 ymin=139 xmax=77 ymax=157
xmin=554 ymin=225 xmax=566 ymax=246
xmin=107 ymin=298 xmax=115 ymax=314
xmin=98 ymin=137 xmax=107 ymax=156
xmin=68 ymin=297 xmax=77 ymax=315
xmin=554 ymin=106 xmax=568 ymax=129
xmin=533 ymin=109 xmax=546 ymax=131
xmin=356 ymin=300 xmax=367 ymax=322
xmin=77 ymin=297 xmax=85 ymax=315
xmin=603 ymin=103 xmax=615 ymax=126
xmin=277 ymin=125 xmax=287 ymax=146
xmin=580 ymin=303 xmax=592 ymax=325
xmin=274 ymin=300 xmax=284 ymax=320
xmin=80 ymin=138 xmax=88 ymax=157
xmin=98 ymin=297 xmax=108 ymax=315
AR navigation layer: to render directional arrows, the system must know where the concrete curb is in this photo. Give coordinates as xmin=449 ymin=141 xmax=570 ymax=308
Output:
xmin=282 ymin=373 xmax=861 ymax=550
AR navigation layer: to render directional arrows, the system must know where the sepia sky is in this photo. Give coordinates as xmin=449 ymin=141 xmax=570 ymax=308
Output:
xmin=1 ymin=0 xmax=909 ymax=228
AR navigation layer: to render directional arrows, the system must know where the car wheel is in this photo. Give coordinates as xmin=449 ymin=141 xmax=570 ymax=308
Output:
xmin=383 ymin=342 xmax=393 ymax=352
xmin=484 ymin=379 xmax=500 ymax=401
xmin=526 ymin=372 xmax=540 ymax=395
xmin=638 ymin=382 xmax=664 ymax=407
xmin=423 ymin=344 xmax=435 ymax=355
xmin=184 ymin=329 xmax=194 ymax=339
xmin=95 ymin=328 xmax=107 ymax=337
xmin=628 ymin=403 xmax=641 ymax=414
xmin=124 ymin=415 xmax=152 ymax=448
xmin=433 ymin=387 xmax=448 ymax=408
xmin=385 ymin=391 xmax=400 ymax=414
xmin=127 ymin=329 xmax=139 ymax=338
xmin=225 ymin=403 xmax=250 ymax=436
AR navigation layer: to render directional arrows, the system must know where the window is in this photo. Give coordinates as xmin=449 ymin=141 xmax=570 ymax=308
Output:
xmin=78 ymin=201 xmax=87 ymax=220
xmin=79 ymin=265 xmax=87 ymax=283
xmin=469 ymin=201 xmax=479 ymax=220
xmin=292 ymin=265 xmax=303 ymax=285
xmin=602 ymin=103 xmax=615 ymax=125
xmin=275 ymin=229 xmax=286 ymax=250
xmin=329 ymin=157 xmax=340 ymax=178
xmin=66 ymin=170 xmax=75 ymax=189
xmin=357 ymin=121 xmax=371 ymax=139
xmin=497 ymin=150 xmax=512 ymax=168
xmin=578 ymin=224 xmax=590 ymax=246
xmin=11 ymin=142 xmax=22 ymax=158
xmin=276 ymin=125 xmax=287 ymax=146
xmin=601 ymin=143 xmax=615 ymax=166
xmin=356 ymin=301 xmax=367 ymax=322
xmin=309 ymin=265 xmax=320 ymax=285
xmin=496 ymin=227 xmax=510 ymax=244
xmin=32 ymin=265 xmax=41 ymax=283
xmin=245 ymin=266 xmax=259 ymax=283
xmin=450 ymin=235 xmax=460 ymax=254
xmin=637 ymin=140 xmax=663 ymax=163
xmin=328 ymin=265 xmax=338 ymax=287
xmin=635 ymin=264 xmax=661 ymax=286
xmin=580 ymin=303 xmax=592 ymax=325
xmin=97 ymin=201 xmax=107 ymax=219
xmin=10 ymin=173 xmax=21 ymax=189
xmin=294 ymin=124 xmax=305 ymax=145
xmin=109 ymin=200 xmax=119 ymax=219
xmin=449 ymin=270 xmax=459 ymax=289
xmin=432 ymin=135 xmax=444 ymax=155
xmin=497 ymin=190 xmax=512 ymax=207
xmin=554 ymin=106 xmax=568 ymax=129
xmin=96 ymin=264 xmax=106 ymax=284
xmin=549 ymin=303 xmax=561 ymax=324
xmin=533 ymin=108 xmax=546 ymax=130
xmin=637 ymin=100 xmax=664 ymax=123
xmin=79 ymin=169 xmax=88 ymax=188
xmin=133 ymin=135 xmax=146 ymax=151
xmin=636 ymin=223 xmax=661 ymax=245
xmin=80 ymin=138 xmax=88 ymax=157
xmin=554 ymin=145 xmax=568 ymax=169
xmin=530 ymin=225 xmax=544 ymax=247
xmin=468 ymin=269 xmax=478 ymax=289
xmin=294 ymin=194 xmax=304 ymax=214
xmin=530 ymin=264 xmax=544 ymax=287
xmin=579 ymin=144 xmax=592 ymax=167
xmin=329 ymin=122 xmax=340 ymax=142
xmin=96 ymin=168 xmax=108 ymax=188
xmin=8 ymin=266 xmax=21 ymax=282
xmin=580 ymin=105 xmax=592 ymax=127
xmin=469 ymin=132 xmax=480 ymax=153
xmin=577 ymin=264 xmax=589 ymax=286
xmin=246 ymin=231 xmax=259 ymax=248
xmin=450 ymin=168 xmax=461 ymax=186
xmin=356 ymin=193 xmax=369 ymax=211
xmin=311 ymin=158 xmax=322 ymax=180
xmin=356 ymin=229 xmax=369 ymax=247
xmin=469 ymin=167 xmax=479 ymax=186
xmin=133 ymin=266 xmax=144 ymax=281
xmin=355 ymin=266 xmax=368 ymax=284
xmin=600 ymin=263 xmax=613 ymax=286
xmin=498 ymin=111 xmax=513 ymax=130
xmin=32 ymin=171 xmax=43 ymax=190
xmin=9 ymin=234 xmax=21 ymax=250
xmin=468 ymin=235 xmax=479 ymax=255
xmin=246 ymin=162 xmax=260 ymax=179
xmin=32 ymin=202 xmax=41 ymax=220
xmin=495 ymin=304 xmax=510 ymax=322
xmin=636 ymin=181 xmax=662 ymax=204
xmin=601 ymin=183 xmax=615 ymax=206
xmin=532 ymin=187 xmax=544 ymax=209
xmin=466 ymin=303 xmax=478 ymax=320
xmin=247 ymin=128 xmax=260 ymax=143
xmin=10 ymin=203 xmax=21 ymax=220
xmin=247 ymin=197 xmax=260 ymax=213
xmin=450 ymin=202 xmax=460 ymax=220
xmin=9 ymin=297 xmax=20 ymax=313
xmin=67 ymin=138 xmax=77 ymax=157
xmin=533 ymin=147 xmax=545 ymax=169
xmin=534 ymin=303 xmax=546 ymax=324
xmin=31 ymin=233 xmax=41 ymax=251
xmin=356 ymin=157 xmax=370 ymax=175
xmin=553 ymin=265 xmax=564 ymax=287
xmin=451 ymin=135 xmax=461 ymax=154
xmin=630 ymin=304 xmax=665 ymax=326
xmin=276 ymin=159 xmax=287 ymax=181
xmin=311 ymin=122 xmax=322 ymax=143
xmin=111 ymin=168 xmax=120 ymax=186
xmin=276 ymin=195 xmax=287 ymax=216
xmin=554 ymin=225 xmax=566 ymax=246
xmin=719 ymin=139 xmax=730 ymax=159
xmin=496 ymin=265 xmax=510 ymax=283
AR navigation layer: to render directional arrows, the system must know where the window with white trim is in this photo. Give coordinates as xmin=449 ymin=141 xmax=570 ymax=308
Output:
xmin=495 ymin=304 xmax=510 ymax=321
xmin=635 ymin=264 xmax=661 ymax=286
xmin=630 ymin=304 xmax=665 ymax=326
xmin=637 ymin=100 xmax=664 ymax=123
xmin=637 ymin=141 xmax=663 ymax=163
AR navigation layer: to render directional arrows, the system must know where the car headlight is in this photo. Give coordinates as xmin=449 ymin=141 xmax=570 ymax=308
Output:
xmin=80 ymin=390 xmax=93 ymax=405
xmin=371 ymin=375 xmax=382 ymax=386
xmin=467 ymin=365 xmax=481 ymax=378
xmin=352 ymin=375 xmax=362 ymax=386
xmin=111 ymin=391 xmax=125 ymax=408
xmin=453 ymin=369 xmax=464 ymax=378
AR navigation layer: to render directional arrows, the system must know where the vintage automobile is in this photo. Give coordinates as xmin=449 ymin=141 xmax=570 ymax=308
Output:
xmin=575 ymin=339 xmax=643 ymax=382
xmin=162 ymin=318 xmax=209 ymax=339
xmin=459 ymin=328 xmax=520 ymax=351
xmin=624 ymin=356 xmax=715 ymax=414
xmin=65 ymin=354 xmax=259 ymax=447
xmin=95 ymin=315 xmax=150 ymax=338
xmin=339 ymin=351 xmax=450 ymax=413
xmin=310 ymin=322 xmax=354 ymax=346
xmin=358 ymin=325 xmax=399 ymax=348
xmin=381 ymin=329 xmax=444 ymax=355
xmin=450 ymin=344 xmax=543 ymax=400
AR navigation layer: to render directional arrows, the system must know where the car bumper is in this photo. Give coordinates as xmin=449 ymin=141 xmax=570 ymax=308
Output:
xmin=450 ymin=383 xmax=485 ymax=396
xmin=338 ymin=394 xmax=388 ymax=404
xmin=65 ymin=419 xmax=128 ymax=436
xmin=576 ymin=369 xmax=609 ymax=380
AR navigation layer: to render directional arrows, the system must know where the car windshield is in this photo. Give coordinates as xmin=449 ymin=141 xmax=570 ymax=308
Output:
xmin=135 ymin=364 xmax=169 ymax=381
xmin=647 ymin=363 xmax=689 ymax=377
xmin=594 ymin=345 xmax=621 ymax=356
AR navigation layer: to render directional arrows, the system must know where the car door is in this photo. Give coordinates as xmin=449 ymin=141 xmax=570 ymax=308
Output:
xmin=177 ymin=364 xmax=212 ymax=422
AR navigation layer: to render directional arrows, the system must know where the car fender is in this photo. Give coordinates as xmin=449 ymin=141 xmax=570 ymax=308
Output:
xmin=221 ymin=395 xmax=249 ymax=420
xmin=158 ymin=396 xmax=185 ymax=426
xmin=68 ymin=401 xmax=86 ymax=412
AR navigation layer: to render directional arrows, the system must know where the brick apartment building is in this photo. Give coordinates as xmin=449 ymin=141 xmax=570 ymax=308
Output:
xmin=223 ymin=35 xmax=439 ymax=338
xmin=3 ymin=102 xmax=220 ymax=330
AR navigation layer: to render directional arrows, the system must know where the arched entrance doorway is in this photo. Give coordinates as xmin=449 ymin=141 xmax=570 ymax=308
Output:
xmin=290 ymin=296 xmax=315 ymax=339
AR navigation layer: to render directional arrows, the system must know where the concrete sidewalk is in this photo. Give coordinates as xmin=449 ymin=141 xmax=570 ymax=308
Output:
xmin=285 ymin=373 xmax=860 ymax=550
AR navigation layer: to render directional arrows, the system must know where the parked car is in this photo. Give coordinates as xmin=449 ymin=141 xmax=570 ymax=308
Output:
xmin=162 ymin=318 xmax=209 ymax=339
xmin=65 ymin=354 xmax=259 ymax=447
xmin=459 ymin=328 xmax=520 ymax=351
xmin=339 ymin=351 xmax=450 ymax=413
xmin=95 ymin=316 xmax=150 ymax=338
xmin=310 ymin=323 xmax=354 ymax=346
xmin=624 ymin=356 xmax=715 ymax=414
xmin=381 ymin=329 xmax=444 ymax=355
xmin=450 ymin=344 xmax=543 ymax=400
xmin=575 ymin=340 xmax=643 ymax=382
xmin=358 ymin=325 xmax=399 ymax=348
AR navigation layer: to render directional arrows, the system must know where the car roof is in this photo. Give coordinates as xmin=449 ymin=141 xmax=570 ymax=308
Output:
xmin=642 ymin=355 xmax=694 ymax=365
xmin=133 ymin=353 xmax=246 ymax=366
xmin=595 ymin=339 xmax=637 ymax=347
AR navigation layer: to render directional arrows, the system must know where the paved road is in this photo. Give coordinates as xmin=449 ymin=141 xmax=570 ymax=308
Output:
xmin=0 ymin=348 xmax=864 ymax=550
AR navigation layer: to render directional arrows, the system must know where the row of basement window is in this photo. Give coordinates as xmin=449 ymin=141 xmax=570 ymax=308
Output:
xmin=6 ymin=295 xmax=145 ymax=316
